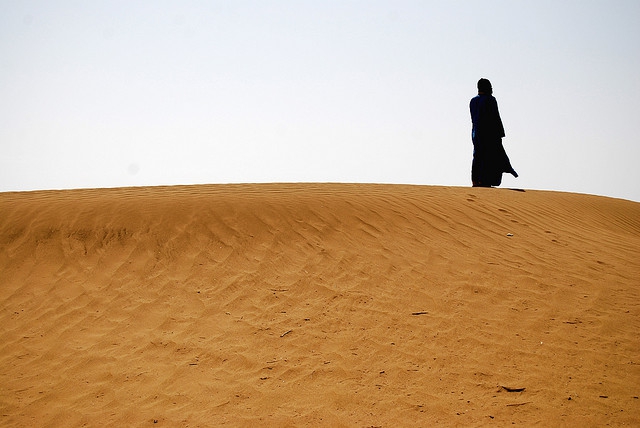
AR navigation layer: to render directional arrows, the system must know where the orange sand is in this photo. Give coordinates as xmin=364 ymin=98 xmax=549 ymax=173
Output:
xmin=1 ymin=183 xmax=639 ymax=426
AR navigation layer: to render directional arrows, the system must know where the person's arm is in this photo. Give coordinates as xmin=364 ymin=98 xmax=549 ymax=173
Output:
xmin=493 ymin=98 xmax=505 ymax=138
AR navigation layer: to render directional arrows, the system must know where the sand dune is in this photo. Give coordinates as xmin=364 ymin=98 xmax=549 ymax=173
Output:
xmin=1 ymin=183 xmax=639 ymax=426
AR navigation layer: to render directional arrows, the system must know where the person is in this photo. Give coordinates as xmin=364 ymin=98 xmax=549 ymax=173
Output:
xmin=469 ymin=78 xmax=518 ymax=187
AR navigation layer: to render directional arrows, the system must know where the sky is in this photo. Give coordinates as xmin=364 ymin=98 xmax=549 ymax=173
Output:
xmin=2 ymin=1 xmax=639 ymax=202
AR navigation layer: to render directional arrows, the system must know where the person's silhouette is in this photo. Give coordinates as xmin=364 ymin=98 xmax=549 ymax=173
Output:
xmin=469 ymin=78 xmax=518 ymax=187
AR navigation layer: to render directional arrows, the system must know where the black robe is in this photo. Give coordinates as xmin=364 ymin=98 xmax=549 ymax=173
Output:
xmin=469 ymin=94 xmax=516 ymax=187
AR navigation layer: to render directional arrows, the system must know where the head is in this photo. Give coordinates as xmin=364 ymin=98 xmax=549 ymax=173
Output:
xmin=477 ymin=78 xmax=492 ymax=95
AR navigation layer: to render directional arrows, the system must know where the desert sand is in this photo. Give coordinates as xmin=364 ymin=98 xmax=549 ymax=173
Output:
xmin=1 ymin=183 xmax=639 ymax=426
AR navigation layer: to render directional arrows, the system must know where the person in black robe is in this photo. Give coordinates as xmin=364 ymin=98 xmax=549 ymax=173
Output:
xmin=469 ymin=78 xmax=518 ymax=187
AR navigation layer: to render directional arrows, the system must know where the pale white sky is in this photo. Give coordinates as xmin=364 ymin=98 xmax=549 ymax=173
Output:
xmin=2 ymin=1 xmax=639 ymax=201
